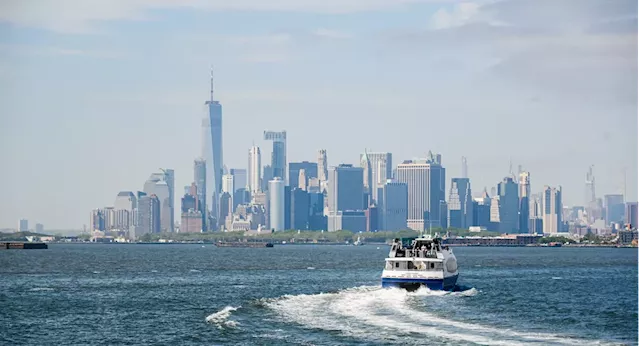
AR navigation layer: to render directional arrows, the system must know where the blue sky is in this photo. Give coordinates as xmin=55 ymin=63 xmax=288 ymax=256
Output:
xmin=0 ymin=0 xmax=637 ymax=229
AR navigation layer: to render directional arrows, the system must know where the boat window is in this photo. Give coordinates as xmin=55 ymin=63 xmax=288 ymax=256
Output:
xmin=395 ymin=262 xmax=399 ymax=268
xmin=408 ymin=261 xmax=415 ymax=270
xmin=430 ymin=262 xmax=435 ymax=269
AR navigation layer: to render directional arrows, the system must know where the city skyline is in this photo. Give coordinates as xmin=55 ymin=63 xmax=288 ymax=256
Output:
xmin=1 ymin=0 xmax=638 ymax=229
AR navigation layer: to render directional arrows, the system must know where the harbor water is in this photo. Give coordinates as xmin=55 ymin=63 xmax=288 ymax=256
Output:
xmin=0 ymin=244 xmax=637 ymax=345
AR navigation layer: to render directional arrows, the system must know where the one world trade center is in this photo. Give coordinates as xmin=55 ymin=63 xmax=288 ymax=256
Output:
xmin=202 ymin=68 xmax=223 ymax=230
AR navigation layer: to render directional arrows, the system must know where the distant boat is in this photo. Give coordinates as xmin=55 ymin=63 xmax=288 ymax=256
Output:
xmin=353 ymin=236 xmax=364 ymax=246
xmin=381 ymin=235 xmax=458 ymax=291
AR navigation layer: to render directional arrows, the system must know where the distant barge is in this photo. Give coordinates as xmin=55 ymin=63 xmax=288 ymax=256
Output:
xmin=215 ymin=241 xmax=274 ymax=248
xmin=1 ymin=242 xmax=48 ymax=250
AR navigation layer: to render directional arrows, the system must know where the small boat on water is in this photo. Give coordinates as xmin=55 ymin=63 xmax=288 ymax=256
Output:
xmin=353 ymin=236 xmax=364 ymax=246
xmin=381 ymin=235 xmax=458 ymax=291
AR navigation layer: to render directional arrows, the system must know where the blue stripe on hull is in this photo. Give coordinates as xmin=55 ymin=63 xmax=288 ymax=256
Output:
xmin=381 ymin=274 xmax=459 ymax=291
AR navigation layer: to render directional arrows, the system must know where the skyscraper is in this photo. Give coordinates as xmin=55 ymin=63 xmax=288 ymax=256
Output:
xmin=19 ymin=219 xmax=28 ymax=232
xmin=290 ymin=188 xmax=310 ymax=230
xmin=180 ymin=185 xmax=202 ymax=233
xmin=542 ymin=186 xmax=563 ymax=234
xmin=262 ymin=165 xmax=274 ymax=192
xmin=604 ymin=194 xmax=625 ymax=225
xmin=360 ymin=151 xmax=372 ymax=197
xmin=229 ymin=168 xmax=247 ymax=192
xmin=529 ymin=193 xmax=543 ymax=234
xmin=377 ymin=180 xmax=408 ymax=231
xmin=289 ymin=161 xmax=318 ymax=190
xmin=328 ymin=164 xmax=364 ymax=212
xmin=248 ymin=146 xmax=262 ymax=196
xmin=327 ymin=164 xmax=366 ymax=232
xmin=222 ymin=174 xmax=234 ymax=194
xmin=317 ymin=149 xmax=328 ymax=183
xmin=448 ymin=178 xmax=473 ymax=229
xmin=264 ymin=131 xmax=287 ymax=181
xmin=90 ymin=209 xmax=105 ymax=232
xmin=114 ymin=191 xmax=136 ymax=229
xmin=218 ymin=192 xmax=232 ymax=230
xmin=203 ymin=68 xmax=223 ymax=228
xmin=625 ymin=202 xmax=638 ymax=229
xmin=269 ymin=178 xmax=285 ymax=231
xmin=518 ymin=171 xmax=531 ymax=233
xmin=396 ymin=152 xmax=446 ymax=231
xmin=136 ymin=194 xmax=160 ymax=237
xmin=497 ymin=177 xmax=519 ymax=233
xmin=585 ymin=165 xmax=596 ymax=221
xmin=359 ymin=151 xmax=392 ymax=203
xmin=143 ymin=171 xmax=174 ymax=232
xmin=472 ymin=189 xmax=491 ymax=230
xmin=194 ymin=158 xmax=207 ymax=230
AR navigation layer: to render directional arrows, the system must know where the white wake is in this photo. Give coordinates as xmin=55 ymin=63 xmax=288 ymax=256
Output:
xmin=264 ymin=286 xmax=618 ymax=345
xmin=206 ymin=306 xmax=240 ymax=329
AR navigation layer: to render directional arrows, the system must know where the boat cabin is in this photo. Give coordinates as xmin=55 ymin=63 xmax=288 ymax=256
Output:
xmin=385 ymin=237 xmax=450 ymax=272
xmin=388 ymin=237 xmax=449 ymax=258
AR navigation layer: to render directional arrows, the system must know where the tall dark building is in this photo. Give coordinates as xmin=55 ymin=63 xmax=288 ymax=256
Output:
xmin=137 ymin=194 xmax=160 ymax=235
xmin=181 ymin=194 xmax=197 ymax=213
xmin=498 ymin=177 xmax=519 ymax=233
xmin=448 ymin=178 xmax=472 ymax=229
xmin=264 ymin=131 xmax=287 ymax=180
xmin=233 ymin=188 xmax=250 ymax=212
xmin=626 ymin=202 xmax=638 ymax=229
xmin=472 ymin=190 xmax=491 ymax=229
xmin=219 ymin=192 xmax=232 ymax=230
xmin=519 ymin=197 xmax=529 ymax=233
xmin=284 ymin=185 xmax=291 ymax=230
xmin=262 ymin=165 xmax=274 ymax=192
xmin=291 ymin=188 xmax=310 ymax=230
xmin=194 ymin=158 xmax=207 ymax=230
xmin=366 ymin=205 xmax=379 ymax=232
xmin=289 ymin=161 xmax=318 ymax=189
xmin=91 ymin=210 xmax=105 ymax=232
xmin=308 ymin=192 xmax=326 ymax=231
xmin=604 ymin=194 xmax=625 ymax=225
xmin=327 ymin=164 xmax=366 ymax=232
xmin=377 ymin=180 xmax=408 ymax=231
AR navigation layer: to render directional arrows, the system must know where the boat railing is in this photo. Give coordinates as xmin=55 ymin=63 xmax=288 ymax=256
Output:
xmin=392 ymin=248 xmax=438 ymax=258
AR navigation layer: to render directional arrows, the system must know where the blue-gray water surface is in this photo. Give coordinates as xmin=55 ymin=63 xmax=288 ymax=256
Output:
xmin=0 ymin=244 xmax=637 ymax=345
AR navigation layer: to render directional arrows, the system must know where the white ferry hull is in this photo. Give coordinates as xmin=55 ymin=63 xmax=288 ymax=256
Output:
xmin=381 ymin=274 xmax=458 ymax=291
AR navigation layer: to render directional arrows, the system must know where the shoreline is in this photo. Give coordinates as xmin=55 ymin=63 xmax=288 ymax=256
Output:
xmin=40 ymin=241 xmax=638 ymax=248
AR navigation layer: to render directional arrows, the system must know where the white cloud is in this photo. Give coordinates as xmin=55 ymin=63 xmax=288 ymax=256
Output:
xmin=0 ymin=0 xmax=453 ymax=34
xmin=430 ymin=2 xmax=480 ymax=30
xmin=312 ymin=28 xmax=354 ymax=39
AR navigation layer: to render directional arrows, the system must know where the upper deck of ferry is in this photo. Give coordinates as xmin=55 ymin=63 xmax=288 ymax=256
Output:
xmin=387 ymin=237 xmax=451 ymax=260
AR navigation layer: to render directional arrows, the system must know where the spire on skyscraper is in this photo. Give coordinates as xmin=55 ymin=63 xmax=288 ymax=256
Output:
xmin=461 ymin=156 xmax=468 ymax=179
xmin=210 ymin=65 xmax=214 ymax=102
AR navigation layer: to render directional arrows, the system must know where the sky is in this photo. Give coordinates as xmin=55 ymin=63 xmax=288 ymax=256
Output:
xmin=0 ymin=0 xmax=637 ymax=230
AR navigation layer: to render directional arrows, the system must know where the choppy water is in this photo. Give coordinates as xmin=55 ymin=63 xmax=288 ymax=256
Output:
xmin=0 ymin=244 xmax=637 ymax=345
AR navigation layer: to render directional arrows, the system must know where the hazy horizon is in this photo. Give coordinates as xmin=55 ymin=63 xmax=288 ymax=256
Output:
xmin=1 ymin=0 xmax=637 ymax=229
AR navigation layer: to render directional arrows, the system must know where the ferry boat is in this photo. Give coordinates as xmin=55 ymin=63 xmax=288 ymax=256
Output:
xmin=381 ymin=236 xmax=458 ymax=291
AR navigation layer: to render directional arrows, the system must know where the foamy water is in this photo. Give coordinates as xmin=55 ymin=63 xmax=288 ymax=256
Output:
xmin=265 ymin=286 xmax=620 ymax=345
xmin=206 ymin=306 xmax=240 ymax=329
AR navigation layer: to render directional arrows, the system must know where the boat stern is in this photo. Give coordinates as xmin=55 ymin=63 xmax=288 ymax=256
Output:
xmin=381 ymin=274 xmax=458 ymax=291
